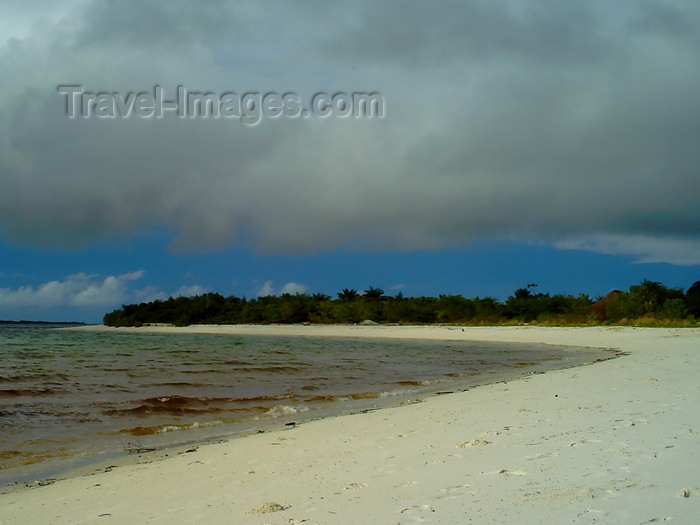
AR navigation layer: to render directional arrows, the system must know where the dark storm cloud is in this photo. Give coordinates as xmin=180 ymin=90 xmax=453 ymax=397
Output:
xmin=0 ymin=0 xmax=699 ymax=263
xmin=323 ymin=0 xmax=612 ymax=67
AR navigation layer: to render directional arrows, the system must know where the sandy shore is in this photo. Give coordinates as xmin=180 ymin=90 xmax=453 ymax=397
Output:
xmin=1 ymin=325 xmax=698 ymax=524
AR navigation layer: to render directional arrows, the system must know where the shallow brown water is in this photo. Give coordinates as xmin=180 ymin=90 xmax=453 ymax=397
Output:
xmin=0 ymin=326 xmax=608 ymax=484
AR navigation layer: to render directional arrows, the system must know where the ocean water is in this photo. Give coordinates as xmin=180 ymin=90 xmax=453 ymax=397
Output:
xmin=0 ymin=325 xmax=607 ymax=484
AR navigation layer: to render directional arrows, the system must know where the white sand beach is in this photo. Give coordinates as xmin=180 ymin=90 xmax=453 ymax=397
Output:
xmin=1 ymin=325 xmax=698 ymax=524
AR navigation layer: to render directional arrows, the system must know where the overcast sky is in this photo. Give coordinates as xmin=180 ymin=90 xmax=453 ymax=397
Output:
xmin=1 ymin=0 xmax=699 ymax=321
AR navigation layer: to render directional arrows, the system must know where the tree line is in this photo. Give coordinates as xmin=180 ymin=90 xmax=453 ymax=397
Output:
xmin=103 ymin=280 xmax=700 ymax=327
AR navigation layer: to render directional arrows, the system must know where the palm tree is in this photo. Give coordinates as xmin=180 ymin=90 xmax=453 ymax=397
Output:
xmin=363 ymin=286 xmax=386 ymax=301
xmin=337 ymin=288 xmax=359 ymax=301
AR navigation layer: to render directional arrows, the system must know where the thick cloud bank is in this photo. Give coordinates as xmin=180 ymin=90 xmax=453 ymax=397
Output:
xmin=1 ymin=0 xmax=699 ymax=263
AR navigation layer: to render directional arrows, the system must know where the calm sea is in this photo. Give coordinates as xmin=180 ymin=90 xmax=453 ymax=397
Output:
xmin=0 ymin=325 xmax=607 ymax=485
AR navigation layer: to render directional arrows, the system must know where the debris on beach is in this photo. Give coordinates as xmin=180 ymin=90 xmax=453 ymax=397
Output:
xmin=248 ymin=501 xmax=290 ymax=514
xmin=124 ymin=442 xmax=156 ymax=454
xmin=457 ymin=439 xmax=491 ymax=448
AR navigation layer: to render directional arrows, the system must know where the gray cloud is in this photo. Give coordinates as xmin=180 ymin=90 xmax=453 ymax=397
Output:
xmin=1 ymin=0 xmax=699 ymax=263
xmin=323 ymin=0 xmax=614 ymax=68
xmin=75 ymin=0 xmax=241 ymax=48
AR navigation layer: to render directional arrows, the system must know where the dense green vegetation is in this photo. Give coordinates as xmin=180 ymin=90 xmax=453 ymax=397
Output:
xmin=103 ymin=280 xmax=700 ymax=327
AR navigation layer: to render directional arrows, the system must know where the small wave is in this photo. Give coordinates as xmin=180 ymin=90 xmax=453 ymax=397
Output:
xmin=307 ymin=395 xmax=338 ymax=402
xmin=157 ymin=425 xmax=184 ymax=434
xmin=156 ymin=420 xmax=222 ymax=434
xmin=0 ymin=388 xmax=59 ymax=397
xmin=233 ymin=393 xmax=296 ymax=403
xmin=101 ymin=384 xmax=135 ymax=393
xmin=379 ymin=388 xmax=418 ymax=398
xmin=153 ymin=381 xmax=205 ymax=388
xmin=175 ymin=369 xmax=227 ymax=375
xmin=119 ymin=426 xmax=158 ymax=436
xmin=1 ymin=449 xmax=73 ymax=470
xmin=395 ymin=378 xmax=446 ymax=387
xmin=300 ymin=378 xmax=333 ymax=391
xmin=104 ymin=393 xmax=300 ymax=417
xmin=0 ymin=449 xmax=24 ymax=459
xmin=348 ymin=391 xmax=380 ymax=400
xmin=264 ymin=405 xmax=309 ymax=418
xmin=222 ymin=359 xmax=254 ymax=366
xmin=105 ymin=395 xmax=224 ymax=416
xmin=121 ymin=420 xmax=224 ymax=436
xmin=0 ymin=373 xmax=70 ymax=384
xmin=223 ymin=365 xmax=309 ymax=373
